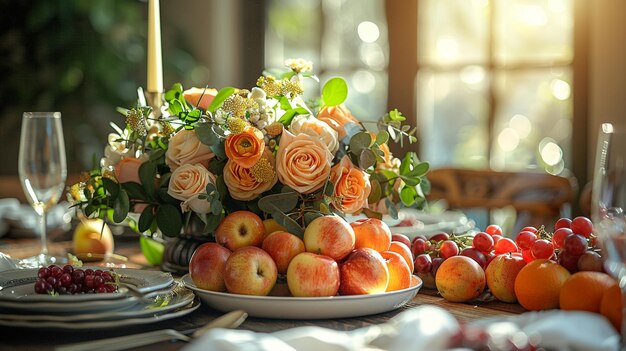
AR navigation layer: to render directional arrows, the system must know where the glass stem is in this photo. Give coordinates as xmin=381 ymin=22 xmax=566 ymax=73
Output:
xmin=39 ymin=211 xmax=48 ymax=256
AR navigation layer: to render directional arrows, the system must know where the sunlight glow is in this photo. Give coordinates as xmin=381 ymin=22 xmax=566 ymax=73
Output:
xmin=436 ymin=37 xmax=459 ymax=62
xmin=460 ymin=66 xmax=485 ymax=85
xmin=540 ymin=139 xmax=563 ymax=166
xmin=352 ymin=70 xmax=376 ymax=93
xmin=357 ymin=21 xmax=380 ymax=43
xmin=550 ymin=79 xmax=571 ymax=100
xmin=519 ymin=5 xmax=547 ymax=26
xmin=498 ymin=128 xmax=519 ymax=152
xmin=510 ymin=114 xmax=532 ymax=139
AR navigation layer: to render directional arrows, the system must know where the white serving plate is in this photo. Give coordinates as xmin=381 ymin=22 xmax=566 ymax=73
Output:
xmin=0 ymin=298 xmax=200 ymax=330
xmin=182 ymin=274 xmax=422 ymax=320
xmin=0 ymin=282 xmax=194 ymax=322
xmin=0 ymin=267 xmax=173 ymax=303
xmin=388 ymin=209 xmax=474 ymax=239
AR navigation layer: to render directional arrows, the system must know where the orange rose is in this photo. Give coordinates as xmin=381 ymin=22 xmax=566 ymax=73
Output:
xmin=166 ymin=129 xmax=215 ymax=171
xmin=224 ymin=127 xmax=265 ymax=169
xmin=167 ymin=163 xmax=217 ymax=214
xmin=289 ymin=114 xmax=339 ymax=154
xmin=183 ymin=87 xmax=218 ymax=111
xmin=317 ymin=104 xmax=359 ymax=140
xmin=330 ymin=156 xmax=371 ymax=215
xmin=115 ymin=157 xmax=143 ymax=184
xmin=223 ymin=150 xmax=278 ymax=201
xmin=276 ymin=130 xmax=332 ymax=194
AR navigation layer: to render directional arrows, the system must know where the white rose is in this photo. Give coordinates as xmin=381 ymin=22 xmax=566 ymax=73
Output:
xmin=165 ymin=129 xmax=215 ymax=171
xmin=167 ymin=163 xmax=217 ymax=214
xmin=289 ymin=114 xmax=339 ymax=154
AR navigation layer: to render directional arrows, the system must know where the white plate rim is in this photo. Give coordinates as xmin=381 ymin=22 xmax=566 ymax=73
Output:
xmin=0 ymin=298 xmax=200 ymax=329
xmin=0 ymin=283 xmax=194 ymax=322
xmin=182 ymin=274 xmax=422 ymax=319
xmin=0 ymin=267 xmax=173 ymax=303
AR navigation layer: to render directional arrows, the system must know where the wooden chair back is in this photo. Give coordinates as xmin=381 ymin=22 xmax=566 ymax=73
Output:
xmin=426 ymin=168 xmax=578 ymax=233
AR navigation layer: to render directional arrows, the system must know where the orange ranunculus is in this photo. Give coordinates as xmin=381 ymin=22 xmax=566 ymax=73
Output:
xmin=316 ymin=104 xmax=359 ymax=140
xmin=224 ymin=127 xmax=265 ymax=169
xmin=276 ymin=130 xmax=332 ymax=194
xmin=115 ymin=157 xmax=143 ymax=184
xmin=167 ymin=163 xmax=217 ymax=214
xmin=166 ymin=129 xmax=215 ymax=171
xmin=183 ymin=87 xmax=219 ymax=111
xmin=223 ymin=150 xmax=278 ymax=201
xmin=330 ymin=155 xmax=372 ymax=215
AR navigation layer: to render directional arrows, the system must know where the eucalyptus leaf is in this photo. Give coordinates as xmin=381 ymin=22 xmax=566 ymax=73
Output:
xmin=203 ymin=213 xmax=222 ymax=234
xmin=375 ymin=131 xmax=389 ymax=145
xmin=156 ymin=204 xmax=183 ymax=236
xmin=112 ymin=189 xmax=130 ymax=223
xmin=304 ymin=212 xmax=323 ymax=227
xmin=361 ymin=208 xmax=382 ymax=220
xmin=349 ymin=132 xmax=372 ymax=155
xmin=321 ymin=77 xmax=348 ymax=106
xmin=359 ymin=149 xmax=376 ymax=169
xmin=195 ymin=123 xmax=222 ymax=146
xmin=258 ymin=192 xmax=299 ymax=213
xmin=368 ymin=179 xmax=382 ymax=204
xmin=207 ymin=87 xmax=236 ymax=113
xmin=385 ymin=198 xmax=399 ymax=219
xmin=273 ymin=212 xmax=304 ymax=238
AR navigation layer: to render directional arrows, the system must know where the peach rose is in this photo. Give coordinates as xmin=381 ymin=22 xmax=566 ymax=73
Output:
xmin=289 ymin=114 xmax=339 ymax=154
xmin=115 ymin=157 xmax=144 ymax=184
xmin=276 ymin=130 xmax=332 ymax=194
xmin=330 ymin=156 xmax=371 ymax=215
xmin=183 ymin=87 xmax=218 ymax=111
xmin=167 ymin=163 xmax=217 ymax=214
xmin=166 ymin=129 xmax=215 ymax=171
xmin=223 ymin=150 xmax=278 ymax=201
xmin=317 ymin=104 xmax=359 ymax=140
xmin=224 ymin=127 xmax=265 ymax=169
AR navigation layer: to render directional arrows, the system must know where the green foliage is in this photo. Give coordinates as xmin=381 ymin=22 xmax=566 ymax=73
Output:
xmin=322 ymin=78 xmax=348 ymax=107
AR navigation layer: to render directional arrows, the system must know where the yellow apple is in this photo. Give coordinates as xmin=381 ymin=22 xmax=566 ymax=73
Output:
xmin=72 ymin=219 xmax=114 ymax=261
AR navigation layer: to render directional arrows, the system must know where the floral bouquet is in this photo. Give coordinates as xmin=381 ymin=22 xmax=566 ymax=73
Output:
xmin=69 ymin=59 xmax=430 ymax=239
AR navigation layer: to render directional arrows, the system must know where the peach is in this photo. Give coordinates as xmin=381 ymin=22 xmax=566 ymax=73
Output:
xmin=183 ymin=86 xmax=218 ymax=110
xmin=262 ymin=231 xmax=305 ymax=274
xmin=189 ymin=243 xmax=232 ymax=292
xmin=381 ymin=251 xmax=412 ymax=291
xmin=304 ymin=216 xmax=355 ymax=261
xmin=287 ymin=252 xmax=340 ymax=297
xmin=350 ymin=218 xmax=391 ymax=253
xmin=435 ymin=256 xmax=486 ymax=302
xmin=263 ymin=218 xmax=286 ymax=235
xmin=72 ymin=219 xmax=114 ymax=261
xmin=339 ymin=248 xmax=389 ymax=295
xmin=388 ymin=241 xmax=414 ymax=272
xmin=485 ymin=253 xmax=526 ymax=303
xmin=215 ymin=211 xmax=266 ymax=251
xmin=223 ymin=246 xmax=277 ymax=296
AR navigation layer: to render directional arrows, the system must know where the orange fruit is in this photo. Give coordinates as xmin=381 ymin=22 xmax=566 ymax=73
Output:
xmin=514 ymin=259 xmax=570 ymax=311
xmin=600 ymin=284 xmax=623 ymax=332
xmin=559 ymin=271 xmax=617 ymax=313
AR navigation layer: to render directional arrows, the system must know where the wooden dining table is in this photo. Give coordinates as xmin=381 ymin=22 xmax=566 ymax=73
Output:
xmin=0 ymin=229 xmax=527 ymax=351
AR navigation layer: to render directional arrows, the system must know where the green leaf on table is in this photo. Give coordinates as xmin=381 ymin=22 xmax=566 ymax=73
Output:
xmin=156 ymin=204 xmax=183 ymax=236
xmin=113 ymin=189 xmax=130 ymax=223
xmin=321 ymin=77 xmax=348 ymax=106
xmin=207 ymin=87 xmax=236 ymax=113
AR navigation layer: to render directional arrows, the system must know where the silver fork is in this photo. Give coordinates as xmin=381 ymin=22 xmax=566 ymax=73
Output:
xmin=55 ymin=309 xmax=248 ymax=351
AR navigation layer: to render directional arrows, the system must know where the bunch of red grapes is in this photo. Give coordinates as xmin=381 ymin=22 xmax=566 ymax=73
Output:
xmin=34 ymin=265 xmax=118 ymax=295
xmin=411 ymin=215 xmax=600 ymax=277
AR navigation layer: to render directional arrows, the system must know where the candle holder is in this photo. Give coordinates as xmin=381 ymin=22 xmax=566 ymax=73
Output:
xmin=145 ymin=91 xmax=164 ymax=119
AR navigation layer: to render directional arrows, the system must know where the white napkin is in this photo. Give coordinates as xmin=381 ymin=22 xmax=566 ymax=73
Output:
xmin=183 ymin=306 xmax=620 ymax=351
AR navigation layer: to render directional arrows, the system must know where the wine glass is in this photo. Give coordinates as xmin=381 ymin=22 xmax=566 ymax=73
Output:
xmin=591 ymin=122 xmax=626 ymax=343
xmin=18 ymin=112 xmax=67 ymax=267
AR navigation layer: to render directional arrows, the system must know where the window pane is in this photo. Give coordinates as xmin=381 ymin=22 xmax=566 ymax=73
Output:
xmin=494 ymin=0 xmax=573 ymax=65
xmin=491 ymin=68 xmax=573 ymax=173
xmin=418 ymin=0 xmax=489 ymax=66
xmin=417 ymin=68 xmax=490 ymax=167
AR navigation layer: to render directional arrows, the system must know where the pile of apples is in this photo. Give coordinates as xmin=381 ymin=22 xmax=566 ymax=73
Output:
xmin=411 ymin=216 xmax=602 ymax=303
xmin=189 ymin=211 xmax=417 ymax=297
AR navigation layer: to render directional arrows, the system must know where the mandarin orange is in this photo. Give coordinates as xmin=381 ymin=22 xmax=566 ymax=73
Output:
xmin=600 ymin=284 xmax=623 ymax=332
xmin=559 ymin=271 xmax=617 ymax=313
xmin=514 ymin=259 xmax=570 ymax=310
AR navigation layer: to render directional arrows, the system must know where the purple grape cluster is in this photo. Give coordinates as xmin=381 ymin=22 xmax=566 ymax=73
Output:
xmin=34 ymin=265 xmax=118 ymax=295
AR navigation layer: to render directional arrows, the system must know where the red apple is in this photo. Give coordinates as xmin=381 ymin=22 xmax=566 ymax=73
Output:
xmin=215 ymin=211 xmax=266 ymax=251
xmin=189 ymin=243 xmax=232 ymax=292
xmin=262 ymin=231 xmax=305 ymax=274
xmin=286 ymin=252 xmax=340 ymax=297
xmin=350 ymin=218 xmax=392 ymax=253
xmin=391 ymin=233 xmax=412 ymax=249
xmin=339 ymin=248 xmax=389 ymax=295
xmin=485 ymin=253 xmax=526 ymax=303
xmin=223 ymin=246 xmax=277 ymax=296
xmin=381 ymin=251 xmax=412 ymax=291
xmin=304 ymin=216 xmax=355 ymax=261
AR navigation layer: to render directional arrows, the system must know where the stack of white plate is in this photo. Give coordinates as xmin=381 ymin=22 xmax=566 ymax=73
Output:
xmin=0 ymin=267 xmax=198 ymax=329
